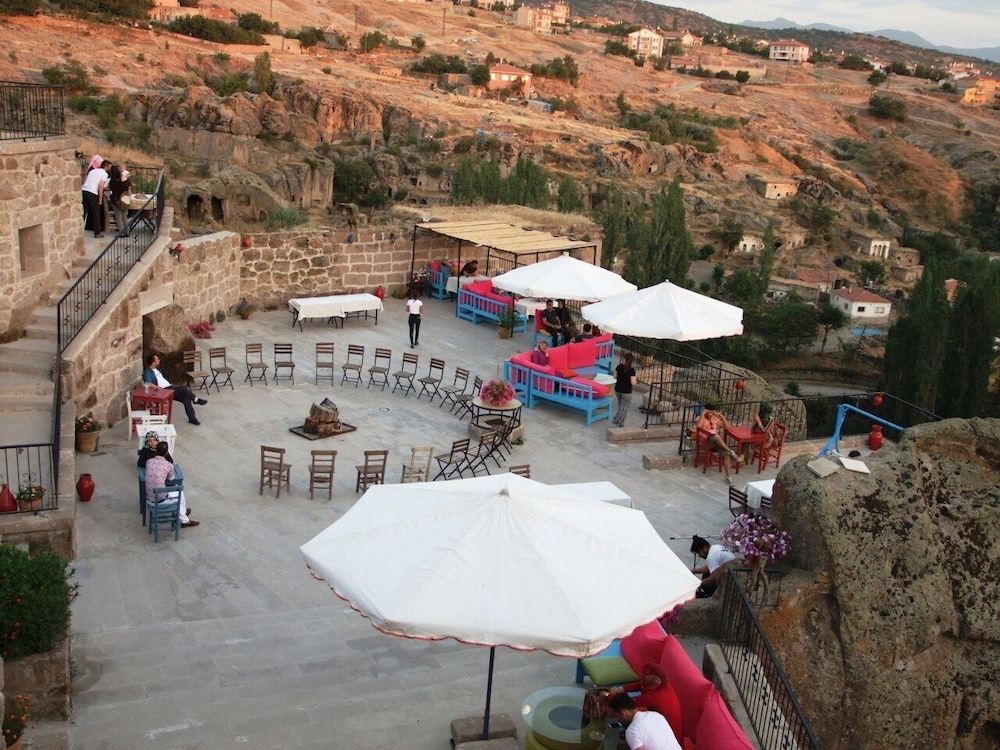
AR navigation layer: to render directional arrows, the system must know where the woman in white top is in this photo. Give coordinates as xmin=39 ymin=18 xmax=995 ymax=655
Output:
xmin=406 ymin=289 xmax=423 ymax=348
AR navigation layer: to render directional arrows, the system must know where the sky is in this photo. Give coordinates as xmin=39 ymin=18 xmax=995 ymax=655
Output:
xmin=668 ymin=0 xmax=1000 ymax=49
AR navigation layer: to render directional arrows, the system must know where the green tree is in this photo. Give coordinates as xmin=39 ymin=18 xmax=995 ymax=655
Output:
xmin=253 ymin=51 xmax=274 ymax=95
xmin=869 ymin=93 xmax=907 ymax=121
xmin=817 ymin=302 xmax=847 ymax=354
xmin=597 ymin=187 xmax=626 ymax=271
xmin=411 ymin=35 xmax=426 ymax=52
xmin=359 ymin=31 xmax=387 ymax=53
xmin=557 ymin=175 xmax=584 ymax=214
xmin=333 ymin=159 xmax=375 ymax=203
xmin=622 ymin=178 xmax=694 ymax=289
xmin=237 ymin=11 xmax=278 ymax=34
xmin=935 ymin=257 xmax=1000 ymax=417
xmin=501 ymin=155 xmax=549 ymax=209
xmin=867 ymin=70 xmax=887 ymax=86
xmin=451 ymin=157 xmax=477 ymax=205
xmin=735 ymin=70 xmax=750 ymax=83
xmin=710 ymin=217 xmax=743 ymax=252
xmin=469 ymin=64 xmax=490 ymax=86
xmin=476 ymin=159 xmax=502 ymax=203
xmin=859 ymin=260 xmax=887 ymax=289
xmin=839 ymin=54 xmax=872 ymax=71
xmin=722 ymin=268 xmax=764 ymax=311
xmin=0 ymin=0 xmax=41 ymax=14
xmin=754 ymin=297 xmax=819 ymax=357
xmin=883 ymin=262 xmax=950 ymax=425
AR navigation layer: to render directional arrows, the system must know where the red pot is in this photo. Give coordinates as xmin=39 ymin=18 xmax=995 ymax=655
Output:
xmin=872 ymin=392 xmax=884 ymax=408
xmin=868 ymin=424 xmax=883 ymax=451
xmin=77 ymin=473 xmax=96 ymax=503
xmin=0 ymin=483 xmax=16 ymax=513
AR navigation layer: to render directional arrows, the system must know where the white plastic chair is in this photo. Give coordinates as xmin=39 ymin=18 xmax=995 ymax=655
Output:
xmin=127 ymin=390 xmax=151 ymax=441
xmin=141 ymin=415 xmax=177 ymax=455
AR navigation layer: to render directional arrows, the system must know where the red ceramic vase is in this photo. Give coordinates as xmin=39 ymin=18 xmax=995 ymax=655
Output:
xmin=77 ymin=473 xmax=96 ymax=503
xmin=0 ymin=483 xmax=17 ymax=513
xmin=868 ymin=424 xmax=884 ymax=451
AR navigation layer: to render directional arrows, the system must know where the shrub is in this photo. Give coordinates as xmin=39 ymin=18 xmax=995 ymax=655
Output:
xmin=188 ymin=321 xmax=215 ymax=339
xmin=2 ymin=693 xmax=29 ymax=747
xmin=869 ymin=93 xmax=907 ymax=121
xmin=0 ymin=544 xmax=78 ymax=660
xmin=41 ymin=59 xmax=97 ymax=95
xmin=264 ymin=206 xmax=309 ymax=231
xmin=215 ymin=309 xmax=226 ymax=323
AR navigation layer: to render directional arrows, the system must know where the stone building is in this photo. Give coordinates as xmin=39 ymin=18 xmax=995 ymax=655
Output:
xmin=627 ymin=28 xmax=664 ymax=59
xmin=831 ymin=286 xmax=892 ymax=321
xmin=889 ymin=246 xmax=923 ymax=283
xmin=747 ymin=174 xmax=798 ymax=200
xmin=851 ymin=230 xmax=893 ymax=260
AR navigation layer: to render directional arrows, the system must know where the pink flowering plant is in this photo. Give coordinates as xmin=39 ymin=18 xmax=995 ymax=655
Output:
xmin=480 ymin=378 xmax=515 ymax=406
xmin=720 ymin=513 xmax=791 ymax=565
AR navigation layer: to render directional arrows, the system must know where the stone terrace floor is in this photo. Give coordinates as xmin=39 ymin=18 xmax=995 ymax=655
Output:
xmin=39 ymin=292 xmax=783 ymax=750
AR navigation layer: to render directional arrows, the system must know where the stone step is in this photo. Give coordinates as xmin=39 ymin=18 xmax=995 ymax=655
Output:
xmin=0 ymin=410 xmax=51 ymax=446
xmin=0 ymin=372 xmax=54 ymax=395
xmin=24 ymin=319 xmax=57 ymax=340
xmin=0 ymin=393 xmax=52 ymax=412
xmin=0 ymin=355 xmax=54 ymax=378
xmin=0 ymin=337 xmax=57 ymax=364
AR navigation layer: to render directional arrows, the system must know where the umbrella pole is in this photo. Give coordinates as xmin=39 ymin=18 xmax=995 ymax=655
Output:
xmin=482 ymin=646 xmax=495 ymax=740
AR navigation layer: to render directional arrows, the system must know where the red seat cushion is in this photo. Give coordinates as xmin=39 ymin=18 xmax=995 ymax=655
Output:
xmin=429 ymin=261 xmax=440 ymax=272
xmin=636 ymin=682 xmax=683 ymax=744
xmin=547 ymin=346 xmax=569 ymax=372
xmin=570 ymin=377 xmax=610 ymax=398
xmin=567 ymin=339 xmax=597 ymax=369
xmin=660 ymin=635 xmax=714 ymax=740
xmin=467 ymin=280 xmax=493 ymax=296
xmin=620 ymin=620 xmax=668 ymax=673
xmin=695 ymin=691 xmax=754 ymax=749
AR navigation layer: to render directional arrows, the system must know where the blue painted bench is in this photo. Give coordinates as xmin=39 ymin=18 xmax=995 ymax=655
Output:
xmin=457 ymin=281 xmax=527 ymax=331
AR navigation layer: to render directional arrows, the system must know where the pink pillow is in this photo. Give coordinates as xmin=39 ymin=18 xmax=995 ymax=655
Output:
xmin=695 ymin=692 xmax=754 ymax=749
xmin=429 ymin=262 xmax=441 ymax=272
xmin=621 ymin=620 xmax=668 ymax=673
xmin=468 ymin=280 xmax=493 ymax=296
xmin=511 ymin=353 xmax=534 ymax=367
xmin=593 ymin=332 xmax=613 ymax=344
xmin=570 ymin=377 xmax=610 ymax=398
xmin=567 ymin=339 xmax=597 ymax=368
xmin=547 ymin=346 xmax=569 ymax=372
xmin=636 ymin=683 xmax=683 ymax=744
xmin=660 ymin=635 xmax=714 ymax=740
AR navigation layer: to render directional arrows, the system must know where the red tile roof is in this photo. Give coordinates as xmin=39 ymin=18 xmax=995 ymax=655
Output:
xmin=772 ymin=39 xmax=809 ymax=47
xmin=834 ymin=287 xmax=890 ymax=304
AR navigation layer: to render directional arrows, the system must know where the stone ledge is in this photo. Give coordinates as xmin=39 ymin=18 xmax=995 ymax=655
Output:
xmin=606 ymin=425 xmax=678 ymax=443
xmin=455 ymin=738 xmax=519 ymax=750
xmin=451 ymin=714 xmax=517 ymax=744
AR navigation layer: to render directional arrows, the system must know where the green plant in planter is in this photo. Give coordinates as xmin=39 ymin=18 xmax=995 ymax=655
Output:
xmin=497 ymin=305 xmax=518 ymax=331
xmin=16 ymin=484 xmax=44 ymax=504
xmin=2 ymin=692 xmax=29 ymax=748
xmin=0 ymin=544 xmax=78 ymax=660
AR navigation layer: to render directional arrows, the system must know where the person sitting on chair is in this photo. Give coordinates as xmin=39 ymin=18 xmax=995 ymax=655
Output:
xmin=460 ymin=259 xmax=479 ymax=277
xmin=690 ymin=535 xmax=738 ymax=598
xmin=753 ymin=400 xmax=778 ymax=450
xmin=540 ymin=299 xmax=564 ymax=346
xmin=574 ymin=322 xmax=596 ymax=342
xmin=142 ymin=353 xmax=207 ymax=425
xmin=529 ymin=340 xmax=550 ymax=366
xmin=137 ymin=431 xmax=171 ymax=467
xmin=145 ymin=441 xmax=199 ymax=528
xmin=695 ymin=403 xmax=744 ymax=485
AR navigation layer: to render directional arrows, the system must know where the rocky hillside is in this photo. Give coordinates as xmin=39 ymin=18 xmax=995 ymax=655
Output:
xmin=2 ymin=5 xmax=998 ymax=268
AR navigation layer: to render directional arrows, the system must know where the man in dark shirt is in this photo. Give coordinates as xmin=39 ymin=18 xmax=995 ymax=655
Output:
xmin=540 ymin=299 xmax=564 ymax=346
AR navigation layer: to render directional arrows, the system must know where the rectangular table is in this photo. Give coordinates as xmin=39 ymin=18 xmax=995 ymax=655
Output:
xmin=131 ymin=385 xmax=174 ymax=423
xmin=743 ymin=479 xmax=775 ymax=510
xmin=725 ymin=424 xmax=767 ymax=471
xmin=514 ymin=297 xmax=549 ymax=318
xmin=288 ymin=293 xmax=383 ymax=331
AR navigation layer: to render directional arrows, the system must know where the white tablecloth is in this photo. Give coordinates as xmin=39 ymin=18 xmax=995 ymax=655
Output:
xmin=289 ymin=293 xmax=383 ymax=320
xmin=743 ymin=479 xmax=775 ymax=509
xmin=514 ymin=298 xmax=549 ymax=317
xmin=446 ymin=275 xmax=489 ymax=294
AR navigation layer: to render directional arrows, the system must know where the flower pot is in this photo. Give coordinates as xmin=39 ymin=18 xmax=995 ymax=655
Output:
xmin=76 ymin=430 xmax=101 ymax=453
xmin=8 ymin=736 xmax=24 ymax=750
xmin=498 ymin=326 xmax=513 ymax=339
xmin=0 ymin=482 xmax=17 ymax=513
xmin=18 ymin=496 xmax=43 ymax=512
xmin=77 ymin=473 xmax=96 ymax=503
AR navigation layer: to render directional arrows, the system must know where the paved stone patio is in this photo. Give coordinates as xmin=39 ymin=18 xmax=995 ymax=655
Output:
xmin=45 ymin=292 xmax=779 ymax=749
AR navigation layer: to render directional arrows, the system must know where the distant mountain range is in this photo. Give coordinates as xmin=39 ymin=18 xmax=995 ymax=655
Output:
xmin=741 ymin=17 xmax=1000 ymax=63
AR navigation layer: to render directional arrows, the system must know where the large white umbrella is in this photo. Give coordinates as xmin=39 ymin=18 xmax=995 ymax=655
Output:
xmin=300 ymin=473 xmax=698 ymax=737
xmin=491 ymin=254 xmax=637 ymax=302
xmin=581 ymin=280 xmax=744 ymax=340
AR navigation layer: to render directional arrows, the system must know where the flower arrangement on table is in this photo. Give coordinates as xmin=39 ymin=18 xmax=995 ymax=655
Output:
xmin=480 ymin=378 xmax=515 ymax=407
xmin=2 ymin=692 xmax=30 ymax=748
xmin=720 ymin=513 xmax=791 ymax=598
xmin=75 ymin=415 xmax=103 ymax=434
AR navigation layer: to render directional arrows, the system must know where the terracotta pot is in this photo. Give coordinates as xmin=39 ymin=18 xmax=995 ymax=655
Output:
xmin=8 ymin=735 xmax=24 ymax=750
xmin=76 ymin=430 xmax=101 ymax=453
xmin=0 ymin=483 xmax=17 ymax=513
xmin=18 ymin=496 xmax=43 ymax=513
xmin=498 ymin=326 xmax=512 ymax=339
xmin=868 ymin=424 xmax=884 ymax=451
xmin=77 ymin=473 xmax=96 ymax=503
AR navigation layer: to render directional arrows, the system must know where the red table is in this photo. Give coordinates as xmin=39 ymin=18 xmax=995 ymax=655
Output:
xmin=131 ymin=385 xmax=175 ymax=423
xmin=725 ymin=425 xmax=767 ymax=474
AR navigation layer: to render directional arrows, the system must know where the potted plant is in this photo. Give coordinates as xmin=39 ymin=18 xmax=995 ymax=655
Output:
xmin=497 ymin=306 xmax=518 ymax=339
xmin=2 ymin=692 xmax=29 ymax=750
xmin=16 ymin=483 xmax=44 ymax=513
xmin=480 ymin=378 xmax=515 ymax=407
xmin=74 ymin=414 xmax=104 ymax=453
xmin=235 ymin=297 xmax=253 ymax=320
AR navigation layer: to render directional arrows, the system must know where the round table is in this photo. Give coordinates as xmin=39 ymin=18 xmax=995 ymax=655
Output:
xmin=521 ymin=685 xmax=605 ymax=750
xmin=468 ymin=397 xmax=524 ymax=444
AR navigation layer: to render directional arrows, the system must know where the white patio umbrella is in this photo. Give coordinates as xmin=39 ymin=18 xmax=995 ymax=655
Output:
xmin=300 ymin=473 xmax=699 ymax=739
xmin=490 ymin=254 xmax=637 ymax=302
xmin=581 ymin=280 xmax=744 ymax=341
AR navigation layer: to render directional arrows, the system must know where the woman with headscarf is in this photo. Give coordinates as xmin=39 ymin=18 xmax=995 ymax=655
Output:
xmin=108 ymin=164 xmax=132 ymax=236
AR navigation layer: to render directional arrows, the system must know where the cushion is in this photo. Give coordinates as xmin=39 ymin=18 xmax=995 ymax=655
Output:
xmin=660 ymin=635 xmax=715 ymax=740
xmin=511 ymin=352 xmax=534 ymax=367
xmin=547 ymin=346 xmax=569 ymax=372
xmin=581 ymin=655 xmax=638 ymax=687
xmin=570 ymin=377 xmax=610 ymax=399
xmin=695 ymin=691 xmax=754 ymax=749
xmin=556 ymin=368 xmax=579 ymax=379
xmin=567 ymin=339 xmax=597 ymax=369
xmin=429 ymin=261 xmax=440 ymax=272
xmin=636 ymin=682 xmax=683 ymax=744
xmin=467 ymin=280 xmax=493 ymax=296
xmin=593 ymin=332 xmax=613 ymax=344
xmin=620 ymin=620 xmax=668 ymax=673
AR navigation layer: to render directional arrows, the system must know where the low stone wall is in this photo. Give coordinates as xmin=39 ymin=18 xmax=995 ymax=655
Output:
xmin=3 ymin=638 xmax=71 ymax=720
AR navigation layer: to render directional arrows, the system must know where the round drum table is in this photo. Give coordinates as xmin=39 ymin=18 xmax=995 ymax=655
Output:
xmin=521 ymin=685 xmax=605 ymax=750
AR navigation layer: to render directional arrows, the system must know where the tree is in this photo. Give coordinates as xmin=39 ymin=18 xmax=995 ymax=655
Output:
xmin=882 ymin=262 xmax=950 ymax=425
xmin=817 ymin=303 xmax=847 ymax=354
xmin=0 ymin=0 xmax=41 ymax=14
xmin=557 ymin=176 xmax=584 ymax=214
xmin=451 ymin=157 xmax=477 ymax=205
xmin=411 ymin=35 xmax=426 ymax=52
xmin=501 ymin=155 xmax=549 ymax=209
xmin=334 ymin=159 xmax=375 ymax=203
xmin=469 ymin=64 xmax=490 ymax=86
xmin=867 ymin=70 xmax=887 ymax=86
xmin=722 ymin=268 xmax=764 ymax=311
xmin=711 ymin=217 xmax=743 ymax=252
xmin=869 ymin=93 xmax=907 ymax=122
xmin=253 ymin=51 xmax=274 ymax=96
xmin=839 ymin=55 xmax=872 ymax=71
xmin=754 ymin=297 xmax=819 ymax=357
xmin=859 ymin=260 xmax=887 ymax=289
xmin=622 ymin=178 xmax=694 ymax=289
xmin=237 ymin=12 xmax=278 ymax=34
xmin=597 ymin=187 xmax=626 ymax=271
xmin=735 ymin=70 xmax=750 ymax=83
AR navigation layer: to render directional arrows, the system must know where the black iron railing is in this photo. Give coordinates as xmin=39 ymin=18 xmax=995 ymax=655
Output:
xmin=719 ymin=569 xmax=822 ymax=750
xmin=57 ymin=169 xmax=164 ymax=352
xmin=0 ymin=81 xmax=65 ymax=140
xmin=0 ymin=444 xmax=57 ymax=515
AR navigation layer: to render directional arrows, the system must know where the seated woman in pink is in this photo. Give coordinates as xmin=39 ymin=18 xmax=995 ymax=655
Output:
xmin=529 ymin=340 xmax=550 ymax=366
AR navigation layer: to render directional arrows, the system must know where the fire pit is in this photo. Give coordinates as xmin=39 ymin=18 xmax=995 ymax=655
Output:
xmin=289 ymin=398 xmax=357 ymax=440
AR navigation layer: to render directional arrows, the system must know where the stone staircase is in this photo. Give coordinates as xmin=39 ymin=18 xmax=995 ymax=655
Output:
xmin=0 ymin=238 xmax=104 ymax=447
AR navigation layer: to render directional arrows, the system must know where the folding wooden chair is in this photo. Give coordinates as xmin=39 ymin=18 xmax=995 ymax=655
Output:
xmin=752 ymin=423 xmax=788 ymax=473
xmin=401 ymin=446 xmax=434 ymax=483
xmin=367 ymin=348 xmax=392 ymax=391
xmin=183 ymin=350 xmax=210 ymax=393
xmin=147 ymin=485 xmax=182 ymax=543
xmin=355 ymin=449 xmax=388 ymax=492
xmin=509 ymin=464 xmax=531 ymax=478
xmin=729 ymin=486 xmax=750 ymax=517
xmin=461 ymin=431 xmax=503 ymax=477
xmin=392 ymin=351 xmax=418 ymax=396
xmin=341 ymin=344 xmax=365 ymax=387
xmin=259 ymin=445 xmax=292 ymax=498
xmin=315 ymin=342 xmax=335 ymax=384
xmin=245 ymin=343 xmax=269 ymax=386
xmin=438 ymin=367 xmax=469 ymax=411
xmin=209 ymin=347 xmax=236 ymax=391
xmin=273 ymin=343 xmax=295 ymax=384
xmin=308 ymin=450 xmax=337 ymax=500
xmin=454 ymin=375 xmax=482 ymax=420
xmin=417 ymin=357 xmax=445 ymax=402
xmin=433 ymin=439 xmax=470 ymax=480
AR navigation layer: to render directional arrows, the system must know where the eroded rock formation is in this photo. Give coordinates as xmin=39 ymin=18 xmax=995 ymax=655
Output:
xmin=765 ymin=418 xmax=1000 ymax=749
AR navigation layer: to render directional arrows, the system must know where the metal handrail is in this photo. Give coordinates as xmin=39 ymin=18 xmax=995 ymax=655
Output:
xmin=0 ymin=81 xmax=65 ymax=141
xmin=719 ymin=569 xmax=822 ymax=749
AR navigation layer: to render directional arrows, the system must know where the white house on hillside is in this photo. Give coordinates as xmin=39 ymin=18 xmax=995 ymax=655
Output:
xmin=769 ymin=39 xmax=810 ymax=63
xmin=832 ymin=287 xmax=891 ymax=321
xmin=627 ymin=28 xmax=664 ymax=59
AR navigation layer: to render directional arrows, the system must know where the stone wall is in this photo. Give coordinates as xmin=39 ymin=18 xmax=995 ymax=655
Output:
xmin=0 ymin=138 xmax=85 ymax=339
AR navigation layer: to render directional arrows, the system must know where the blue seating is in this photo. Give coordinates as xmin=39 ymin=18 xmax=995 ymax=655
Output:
xmin=427 ymin=266 xmax=454 ymax=299
xmin=148 ymin=485 xmax=182 ymax=542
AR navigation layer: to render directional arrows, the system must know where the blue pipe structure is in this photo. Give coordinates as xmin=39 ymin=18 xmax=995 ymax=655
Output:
xmin=819 ymin=403 xmax=904 ymax=457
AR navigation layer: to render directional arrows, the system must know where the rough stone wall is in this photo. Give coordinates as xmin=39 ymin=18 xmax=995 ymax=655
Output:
xmin=0 ymin=138 xmax=85 ymax=339
xmin=170 ymin=232 xmax=242 ymax=323
xmin=763 ymin=418 xmax=1000 ymax=750
xmin=239 ymin=228 xmax=413 ymax=310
